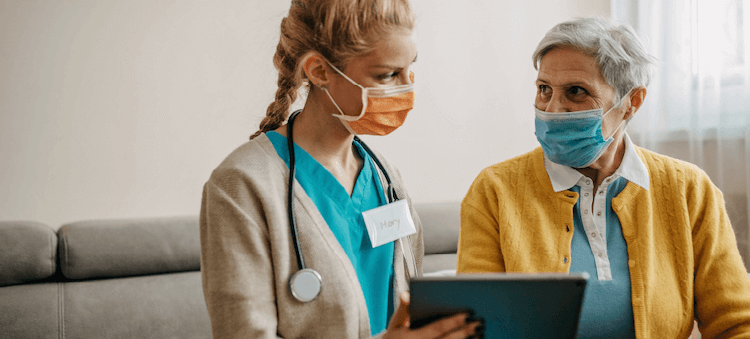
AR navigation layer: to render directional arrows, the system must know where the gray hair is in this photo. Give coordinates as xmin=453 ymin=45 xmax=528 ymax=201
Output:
xmin=532 ymin=17 xmax=656 ymax=104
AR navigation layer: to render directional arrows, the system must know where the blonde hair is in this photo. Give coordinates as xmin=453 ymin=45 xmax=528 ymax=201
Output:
xmin=249 ymin=0 xmax=415 ymax=139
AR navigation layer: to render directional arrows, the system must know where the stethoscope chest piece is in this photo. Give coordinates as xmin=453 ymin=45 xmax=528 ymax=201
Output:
xmin=284 ymin=110 xmax=414 ymax=304
xmin=289 ymin=268 xmax=322 ymax=302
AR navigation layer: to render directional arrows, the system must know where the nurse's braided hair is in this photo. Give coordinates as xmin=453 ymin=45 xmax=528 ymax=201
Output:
xmin=249 ymin=0 xmax=415 ymax=139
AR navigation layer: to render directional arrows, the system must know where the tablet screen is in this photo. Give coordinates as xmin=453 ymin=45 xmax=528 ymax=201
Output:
xmin=409 ymin=273 xmax=588 ymax=338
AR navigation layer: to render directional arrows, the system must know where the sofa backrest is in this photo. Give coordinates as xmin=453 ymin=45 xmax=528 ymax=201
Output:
xmin=0 ymin=221 xmax=57 ymax=287
xmin=58 ymin=217 xmax=201 ymax=280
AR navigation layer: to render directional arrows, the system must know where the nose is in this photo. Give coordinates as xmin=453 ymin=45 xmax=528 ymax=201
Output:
xmin=544 ymin=92 xmax=566 ymax=113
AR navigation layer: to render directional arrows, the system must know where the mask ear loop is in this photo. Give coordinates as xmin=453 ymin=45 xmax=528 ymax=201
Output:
xmin=578 ymin=90 xmax=634 ymax=168
xmin=602 ymin=88 xmax=636 ymax=140
xmin=322 ymin=86 xmax=367 ymax=121
xmin=323 ymin=62 xmax=369 ymax=121
xmin=321 ymin=86 xmax=357 ymax=135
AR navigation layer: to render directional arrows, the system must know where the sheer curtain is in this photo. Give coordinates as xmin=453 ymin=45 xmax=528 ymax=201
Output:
xmin=612 ymin=0 xmax=750 ymax=266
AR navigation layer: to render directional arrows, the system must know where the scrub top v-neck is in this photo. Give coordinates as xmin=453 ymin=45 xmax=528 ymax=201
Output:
xmin=266 ymin=130 xmax=395 ymax=336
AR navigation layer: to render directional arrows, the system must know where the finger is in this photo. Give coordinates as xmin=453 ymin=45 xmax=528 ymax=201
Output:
xmin=439 ymin=320 xmax=484 ymax=339
xmin=413 ymin=312 xmax=469 ymax=338
xmin=387 ymin=292 xmax=411 ymax=330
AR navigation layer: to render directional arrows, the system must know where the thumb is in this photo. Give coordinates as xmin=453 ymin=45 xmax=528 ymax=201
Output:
xmin=387 ymin=292 xmax=411 ymax=330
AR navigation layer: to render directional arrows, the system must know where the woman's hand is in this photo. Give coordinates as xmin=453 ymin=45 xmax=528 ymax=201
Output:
xmin=383 ymin=292 xmax=485 ymax=339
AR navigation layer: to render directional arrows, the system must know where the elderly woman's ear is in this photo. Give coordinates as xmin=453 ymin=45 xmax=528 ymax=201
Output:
xmin=624 ymin=87 xmax=648 ymax=120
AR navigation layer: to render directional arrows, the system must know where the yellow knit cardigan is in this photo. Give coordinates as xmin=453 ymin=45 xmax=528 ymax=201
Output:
xmin=457 ymin=146 xmax=750 ymax=338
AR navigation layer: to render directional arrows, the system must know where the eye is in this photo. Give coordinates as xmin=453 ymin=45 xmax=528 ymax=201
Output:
xmin=377 ymin=71 xmax=400 ymax=81
xmin=538 ymin=84 xmax=550 ymax=94
xmin=569 ymin=86 xmax=588 ymax=96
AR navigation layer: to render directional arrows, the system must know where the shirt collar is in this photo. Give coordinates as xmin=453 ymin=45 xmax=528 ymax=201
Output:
xmin=544 ymin=133 xmax=650 ymax=192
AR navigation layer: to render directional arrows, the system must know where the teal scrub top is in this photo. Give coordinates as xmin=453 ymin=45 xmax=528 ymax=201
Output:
xmin=569 ymin=177 xmax=635 ymax=338
xmin=266 ymin=131 xmax=395 ymax=335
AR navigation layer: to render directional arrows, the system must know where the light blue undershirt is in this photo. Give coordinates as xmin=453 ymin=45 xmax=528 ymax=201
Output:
xmin=544 ymin=133 xmax=649 ymax=338
xmin=266 ymin=131 xmax=394 ymax=335
xmin=568 ymin=179 xmax=635 ymax=338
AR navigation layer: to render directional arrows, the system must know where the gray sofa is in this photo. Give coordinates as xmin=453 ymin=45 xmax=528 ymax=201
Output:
xmin=0 ymin=202 xmax=460 ymax=339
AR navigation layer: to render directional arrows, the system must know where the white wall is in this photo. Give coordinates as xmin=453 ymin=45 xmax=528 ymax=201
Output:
xmin=0 ymin=0 xmax=609 ymax=228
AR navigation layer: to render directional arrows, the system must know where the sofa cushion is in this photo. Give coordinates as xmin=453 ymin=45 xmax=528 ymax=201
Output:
xmin=414 ymin=202 xmax=461 ymax=255
xmin=0 ymin=272 xmax=211 ymax=339
xmin=0 ymin=221 xmax=57 ymax=287
xmin=62 ymin=271 xmax=211 ymax=339
xmin=58 ymin=216 xmax=200 ymax=280
xmin=0 ymin=282 xmax=61 ymax=338
xmin=423 ymin=253 xmax=458 ymax=274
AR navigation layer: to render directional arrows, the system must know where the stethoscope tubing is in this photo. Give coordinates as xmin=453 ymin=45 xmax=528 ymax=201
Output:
xmin=286 ymin=111 xmax=306 ymax=271
xmin=285 ymin=110 xmax=419 ymax=302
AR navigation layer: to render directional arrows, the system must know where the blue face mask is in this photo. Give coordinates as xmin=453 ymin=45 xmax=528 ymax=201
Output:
xmin=534 ymin=101 xmax=626 ymax=168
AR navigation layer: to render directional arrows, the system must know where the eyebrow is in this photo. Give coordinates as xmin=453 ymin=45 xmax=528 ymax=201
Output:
xmin=372 ymin=53 xmax=419 ymax=70
xmin=536 ymin=77 xmax=592 ymax=88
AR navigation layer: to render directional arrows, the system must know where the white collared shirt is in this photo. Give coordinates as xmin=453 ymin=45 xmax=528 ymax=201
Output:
xmin=544 ymin=133 xmax=649 ymax=280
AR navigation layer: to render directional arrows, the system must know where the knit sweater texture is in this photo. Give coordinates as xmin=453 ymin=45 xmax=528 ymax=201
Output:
xmin=457 ymin=146 xmax=750 ymax=338
xmin=200 ymin=134 xmax=423 ymax=338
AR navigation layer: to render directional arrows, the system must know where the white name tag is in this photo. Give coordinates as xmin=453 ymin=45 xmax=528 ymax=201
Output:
xmin=362 ymin=199 xmax=417 ymax=248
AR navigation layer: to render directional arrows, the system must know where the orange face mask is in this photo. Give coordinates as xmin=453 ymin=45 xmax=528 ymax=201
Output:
xmin=323 ymin=63 xmax=415 ymax=136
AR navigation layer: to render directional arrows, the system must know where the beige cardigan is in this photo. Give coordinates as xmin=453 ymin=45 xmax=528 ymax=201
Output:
xmin=200 ymin=134 xmax=424 ymax=338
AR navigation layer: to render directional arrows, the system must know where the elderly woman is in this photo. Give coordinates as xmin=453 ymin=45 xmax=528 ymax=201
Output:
xmin=457 ymin=17 xmax=750 ymax=338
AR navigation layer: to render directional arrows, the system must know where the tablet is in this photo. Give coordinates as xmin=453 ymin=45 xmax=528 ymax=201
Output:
xmin=409 ymin=273 xmax=588 ymax=338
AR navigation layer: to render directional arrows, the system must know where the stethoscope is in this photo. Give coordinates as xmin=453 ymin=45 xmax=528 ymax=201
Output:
xmin=285 ymin=110 xmax=419 ymax=303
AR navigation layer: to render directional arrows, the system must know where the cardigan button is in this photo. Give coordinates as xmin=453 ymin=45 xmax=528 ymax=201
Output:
xmin=628 ymin=260 xmax=635 ymax=267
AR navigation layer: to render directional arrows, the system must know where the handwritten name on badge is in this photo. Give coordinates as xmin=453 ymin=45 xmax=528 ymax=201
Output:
xmin=380 ymin=219 xmax=400 ymax=230
xmin=362 ymin=199 xmax=416 ymax=248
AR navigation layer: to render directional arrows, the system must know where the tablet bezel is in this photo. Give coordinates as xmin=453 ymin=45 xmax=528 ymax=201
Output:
xmin=409 ymin=273 xmax=588 ymax=338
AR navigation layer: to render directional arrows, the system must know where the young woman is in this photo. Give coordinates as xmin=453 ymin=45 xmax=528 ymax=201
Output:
xmin=199 ymin=1 xmax=483 ymax=338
